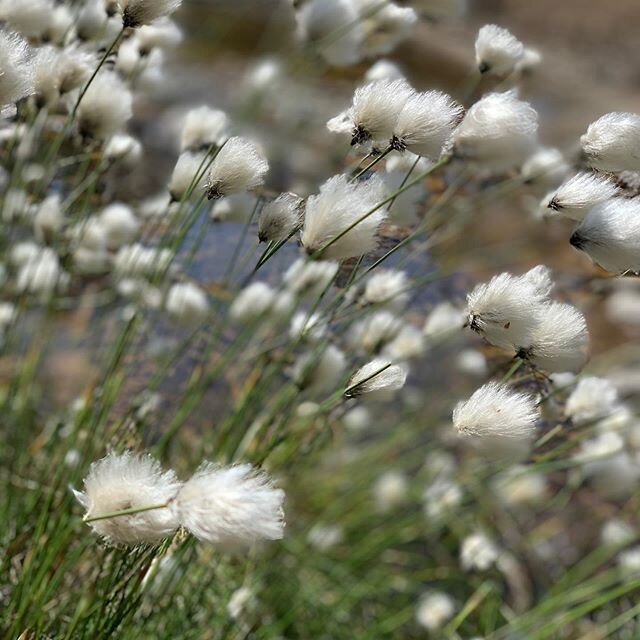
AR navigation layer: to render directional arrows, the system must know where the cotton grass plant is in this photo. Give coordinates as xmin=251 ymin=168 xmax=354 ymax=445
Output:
xmin=2 ymin=1 xmax=640 ymax=638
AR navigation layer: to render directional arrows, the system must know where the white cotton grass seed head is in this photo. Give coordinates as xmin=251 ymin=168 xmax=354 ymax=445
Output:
xmin=373 ymin=470 xmax=409 ymax=512
xmin=168 ymin=151 xmax=206 ymax=201
xmin=383 ymin=324 xmax=426 ymax=361
xmin=416 ymin=592 xmax=455 ymax=631
xmin=571 ymin=198 xmax=640 ymax=274
xmin=105 ymin=133 xmax=143 ymax=167
xmin=346 ymin=358 xmax=407 ymax=397
xmin=73 ymin=451 xmax=181 ymax=545
xmin=543 ymin=173 xmax=620 ymax=221
xmin=475 ymin=24 xmax=524 ymax=77
xmin=77 ymin=71 xmax=132 ymax=140
xmin=118 ymin=0 xmax=182 ymax=28
xmin=258 ymin=192 xmax=303 ymax=242
xmin=466 ymin=266 xmax=553 ymax=351
xmin=34 ymin=194 xmax=64 ymax=243
xmin=206 ymin=137 xmax=268 ymax=200
xmin=301 ymin=174 xmax=388 ymax=260
xmin=229 ymin=282 xmax=275 ymax=323
xmin=136 ymin=18 xmax=183 ymax=53
xmin=564 ymin=376 xmax=619 ymax=425
xmin=363 ymin=269 xmax=409 ymax=309
xmin=392 ymin=90 xmax=463 ymax=159
xmin=581 ymin=112 xmax=640 ymax=173
xmin=357 ymin=0 xmax=417 ymax=59
xmin=423 ymin=301 xmax=465 ymax=341
xmin=521 ymin=302 xmax=589 ymax=373
xmin=290 ymin=311 xmax=327 ymax=342
xmin=602 ymin=519 xmax=636 ymax=547
xmin=0 ymin=0 xmax=51 ymax=39
xmin=99 ymin=203 xmax=140 ymax=250
xmin=453 ymin=382 xmax=539 ymax=441
xmin=16 ymin=248 xmax=68 ymax=297
xmin=364 ymin=59 xmax=405 ymax=82
xmin=293 ymin=344 xmax=347 ymax=395
xmin=451 ymin=91 xmax=538 ymax=173
xmin=297 ymin=0 xmax=363 ymax=68
xmin=346 ymin=78 xmax=414 ymax=146
xmin=165 ymin=282 xmax=209 ymax=325
xmin=493 ymin=465 xmax=547 ymax=506
xmin=174 ymin=463 xmax=284 ymax=550
xmin=460 ymin=531 xmax=500 ymax=571
xmin=0 ymin=29 xmax=34 ymax=106
xmin=210 ymin=193 xmax=256 ymax=223
xmin=283 ymin=258 xmax=339 ymax=298
xmin=350 ymin=310 xmax=402 ymax=353
xmin=113 ymin=243 xmax=173 ymax=279
xmin=180 ymin=106 xmax=229 ymax=152
xmin=521 ymin=147 xmax=570 ymax=187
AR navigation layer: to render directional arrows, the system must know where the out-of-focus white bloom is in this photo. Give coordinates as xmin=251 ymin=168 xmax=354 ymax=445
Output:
xmin=521 ymin=302 xmax=589 ymax=373
xmin=138 ymin=192 xmax=180 ymax=220
xmin=99 ymin=203 xmax=140 ymax=250
xmin=382 ymin=152 xmax=428 ymax=225
xmin=32 ymin=46 xmax=60 ymax=107
xmin=581 ymin=112 xmax=640 ymax=173
xmin=10 ymin=241 xmax=40 ymax=268
xmin=543 ymin=173 xmax=619 ymax=221
xmin=76 ymin=0 xmax=109 ymax=41
xmin=168 ymin=151 xmax=206 ymax=201
xmin=293 ymin=344 xmax=347 ymax=394
xmin=456 ymin=349 xmax=488 ymax=377
xmin=424 ymin=478 xmax=462 ymax=520
xmin=180 ymin=106 xmax=229 ymax=152
xmin=460 ymin=532 xmax=500 ymax=571
xmin=174 ymin=463 xmax=285 ymax=549
xmin=116 ymin=278 xmax=162 ymax=309
xmin=373 ymin=470 xmax=408 ymax=512
xmin=602 ymin=519 xmax=636 ymax=547
xmin=451 ymin=92 xmax=538 ymax=173
xmin=342 ymin=405 xmax=371 ymax=432
xmin=392 ymin=90 xmax=463 ymax=159
xmin=258 ymin=192 xmax=303 ymax=242
xmin=136 ymin=18 xmax=182 ymax=53
xmin=206 ymin=137 xmax=268 ymax=200
xmin=77 ymin=71 xmax=132 ymax=140
xmin=330 ymin=79 xmax=414 ymax=146
xmin=575 ymin=431 xmax=624 ymax=465
xmin=16 ymin=248 xmax=68 ymax=297
xmin=2 ymin=188 xmax=30 ymax=223
xmin=564 ymin=377 xmax=619 ymax=425
xmin=424 ymin=301 xmax=465 ymax=341
xmin=118 ymin=0 xmax=182 ymax=28
xmin=350 ymin=310 xmax=402 ymax=353
xmin=356 ymin=0 xmax=417 ymax=59
xmin=210 ymin=193 xmax=256 ymax=223
xmin=0 ymin=0 xmax=51 ymax=39
xmin=618 ymin=546 xmax=640 ymax=576
xmin=283 ymin=258 xmax=339 ymax=298
xmin=105 ymin=133 xmax=143 ymax=166
xmin=165 ymin=282 xmax=209 ymax=324
xmin=384 ymin=324 xmax=425 ymax=361
xmin=290 ymin=311 xmax=327 ymax=342
xmin=453 ymin=382 xmax=539 ymax=441
xmin=521 ymin=147 xmax=569 ymax=187
xmin=227 ymin=587 xmax=257 ymax=620
xmin=571 ymin=198 xmax=640 ymax=274
xmin=242 ymin=58 xmax=282 ymax=99
xmin=493 ymin=465 xmax=547 ymax=506
xmin=416 ymin=592 xmax=455 ymax=631
xmin=34 ymin=194 xmax=64 ymax=243
xmin=307 ymin=523 xmax=343 ymax=550
xmin=114 ymin=243 xmax=173 ymax=279
xmin=605 ymin=288 xmax=640 ymax=326
xmin=363 ymin=269 xmax=409 ymax=308
xmin=57 ymin=46 xmax=96 ymax=97
xmin=73 ymin=451 xmax=181 ymax=545
xmin=364 ymin=59 xmax=405 ymax=82
xmin=229 ymin=282 xmax=275 ymax=323
xmin=346 ymin=358 xmax=407 ymax=397
xmin=475 ymin=24 xmax=524 ymax=77
xmin=466 ymin=266 xmax=552 ymax=351
xmin=301 ymin=174 xmax=388 ymax=260
xmin=72 ymin=219 xmax=110 ymax=275
xmin=0 ymin=29 xmax=34 ymax=106
xmin=298 ymin=0 xmax=363 ymax=68
xmin=515 ymin=47 xmax=542 ymax=76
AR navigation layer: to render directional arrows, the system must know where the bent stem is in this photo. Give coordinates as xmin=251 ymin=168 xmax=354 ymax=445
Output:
xmin=351 ymin=145 xmax=393 ymax=181
xmin=84 ymin=502 xmax=169 ymax=523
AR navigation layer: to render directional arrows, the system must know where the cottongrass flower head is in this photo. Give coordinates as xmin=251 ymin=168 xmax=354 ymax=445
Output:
xmin=391 ymin=90 xmax=463 ymax=159
xmin=180 ymin=105 xmax=229 ymax=152
xmin=423 ymin=301 xmax=465 ymax=341
xmin=118 ymin=0 xmax=183 ymax=28
xmin=165 ymin=281 xmax=209 ymax=325
xmin=0 ymin=29 xmax=34 ymax=106
xmin=77 ymin=71 xmax=133 ymax=140
xmin=345 ymin=358 xmax=407 ymax=397
xmin=350 ymin=310 xmax=403 ymax=353
xmin=415 ymin=592 xmax=456 ymax=631
xmin=363 ymin=269 xmax=409 ymax=308
xmin=301 ymin=174 xmax=388 ymax=260
xmin=283 ymin=258 xmax=339 ymax=298
xmin=520 ymin=302 xmax=589 ymax=373
xmin=466 ymin=266 xmax=553 ymax=351
xmin=229 ymin=281 xmax=276 ymax=323
xmin=205 ymin=137 xmax=268 ymax=200
xmin=364 ymin=59 xmax=405 ymax=82
xmin=331 ymin=78 xmax=414 ymax=146
xmin=451 ymin=91 xmax=538 ymax=172
xmin=475 ymin=24 xmax=524 ymax=76
xmin=174 ymin=463 xmax=285 ymax=550
xmin=168 ymin=151 xmax=206 ymax=201
xmin=580 ymin=112 xmax=640 ymax=172
xmin=258 ymin=192 xmax=304 ymax=242
xmin=73 ymin=451 xmax=181 ymax=545
xmin=570 ymin=198 xmax=640 ymax=274
xmin=373 ymin=470 xmax=409 ymax=512
xmin=460 ymin=531 xmax=500 ymax=571
xmin=521 ymin=146 xmax=570 ymax=187
xmin=99 ymin=203 xmax=140 ymax=250
xmin=453 ymin=382 xmax=539 ymax=441
xmin=293 ymin=344 xmax=347 ymax=395
xmin=543 ymin=173 xmax=620 ymax=221
xmin=356 ymin=0 xmax=417 ymax=59
xmin=564 ymin=376 xmax=619 ymax=425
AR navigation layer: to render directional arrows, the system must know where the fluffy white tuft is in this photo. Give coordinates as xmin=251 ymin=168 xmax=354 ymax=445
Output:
xmin=580 ymin=112 xmax=640 ymax=173
xmin=475 ymin=24 xmax=524 ymax=77
xmin=180 ymin=105 xmax=229 ymax=152
xmin=165 ymin=282 xmax=209 ymax=324
xmin=346 ymin=358 xmax=407 ymax=396
xmin=258 ymin=192 xmax=303 ymax=243
xmin=543 ymin=173 xmax=619 ymax=221
xmin=564 ymin=377 xmax=619 ymax=424
xmin=0 ymin=29 xmax=34 ymax=106
xmin=521 ymin=147 xmax=570 ymax=187
xmin=118 ymin=0 xmax=182 ymax=28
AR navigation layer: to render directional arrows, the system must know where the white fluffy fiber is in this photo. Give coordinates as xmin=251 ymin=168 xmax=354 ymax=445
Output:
xmin=165 ymin=281 xmax=209 ymax=324
xmin=543 ymin=172 xmax=619 ymax=221
xmin=180 ymin=106 xmax=229 ymax=152
xmin=581 ymin=112 xmax=640 ymax=173
xmin=301 ymin=174 xmax=388 ymax=260
xmin=346 ymin=358 xmax=407 ymax=396
xmin=475 ymin=24 xmax=524 ymax=77
xmin=258 ymin=192 xmax=303 ymax=242
xmin=175 ymin=463 xmax=285 ymax=550
xmin=118 ymin=0 xmax=182 ymax=28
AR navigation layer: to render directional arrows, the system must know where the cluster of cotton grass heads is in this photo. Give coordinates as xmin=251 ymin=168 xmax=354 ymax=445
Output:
xmin=2 ymin=0 xmax=640 ymax=637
